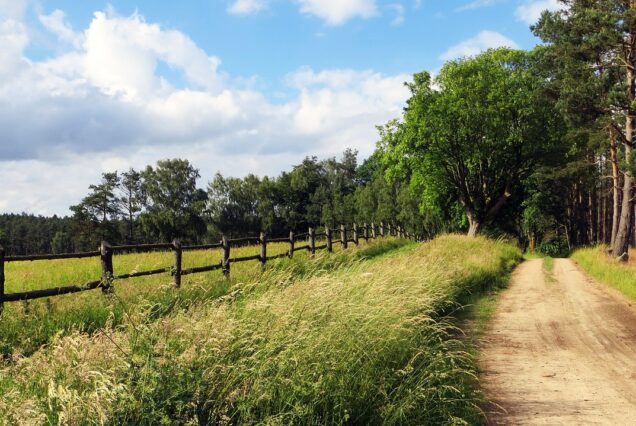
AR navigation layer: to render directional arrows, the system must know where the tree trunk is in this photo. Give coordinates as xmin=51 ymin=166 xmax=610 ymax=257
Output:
xmin=467 ymin=218 xmax=481 ymax=237
xmin=612 ymin=42 xmax=635 ymax=260
xmin=610 ymin=130 xmax=620 ymax=248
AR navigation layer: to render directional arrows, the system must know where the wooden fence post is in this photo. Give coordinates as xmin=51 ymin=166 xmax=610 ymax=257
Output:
xmin=326 ymin=226 xmax=333 ymax=253
xmin=222 ymin=235 xmax=230 ymax=278
xmin=309 ymin=227 xmax=316 ymax=255
xmin=172 ymin=239 xmax=182 ymax=288
xmin=363 ymin=223 xmax=369 ymax=243
xmin=353 ymin=223 xmax=359 ymax=246
xmin=0 ymin=245 xmax=4 ymax=314
xmin=340 ymin=225 xmax=348 ymax=249
xmin=100 ymin=241 xmax=113 ymax=294
xmin=371 ymin=222 xmax=377 ymax=239
xmin=260 ymin=232 xmax=267 ymax=271
xmin=380 ymin=221 xmax=385 ymax=237
xmin=289 ymin=230 xmax=295 ymax=258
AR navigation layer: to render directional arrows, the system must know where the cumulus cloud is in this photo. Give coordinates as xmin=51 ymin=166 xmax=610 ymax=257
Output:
xmin=0 ymin=8 xmax=410 ymax=215
xmin=227 ymin=0 xmax=268 ymax=15
xmin=296 ymin=0 xmax=378 ymax=25
xmin=440 ymin=30 xmax=518 ymax=60
xmin=515 ymin=0 xmax=566 ymax=25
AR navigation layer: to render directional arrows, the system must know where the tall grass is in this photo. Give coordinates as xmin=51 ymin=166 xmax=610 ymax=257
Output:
xmin=0 ymin=235 xmax=520 ymax=425
xmin=0 ymin=240 xmax=394 ymax=359
xmin=571 ymin=246 xmax=636 ymax=300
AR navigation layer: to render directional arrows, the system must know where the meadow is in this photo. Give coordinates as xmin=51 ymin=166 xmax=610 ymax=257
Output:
xmin=0 ymin=238 xmax=354 ymax=358
xmin=571 ymin=246 xmax=636 ymax=300
xmin=0 ymin=235 xmax=521 ymax=425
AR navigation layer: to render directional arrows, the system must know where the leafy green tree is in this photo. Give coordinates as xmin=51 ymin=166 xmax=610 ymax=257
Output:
xmin=207 ymin=173 xmax=265 ymax=236
xmin=141 ymin=159 xmax=207 ymax=242
xmin=382 ymin=49 xmax=562 ymax=236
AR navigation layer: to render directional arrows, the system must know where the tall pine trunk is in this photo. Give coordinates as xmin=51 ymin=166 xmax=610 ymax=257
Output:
xmin=612 ymin=42 xmax=636 ymax=259
xmin=610 ymin=130 xmax=620 ymax=247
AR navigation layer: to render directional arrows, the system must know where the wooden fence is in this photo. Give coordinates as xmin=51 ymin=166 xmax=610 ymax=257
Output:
xmin=0 ymin=222 xmax=419 ymax=311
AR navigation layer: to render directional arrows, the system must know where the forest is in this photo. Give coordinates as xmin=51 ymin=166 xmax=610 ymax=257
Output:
xmin=3 ymin=3 xmax=636 ymax=261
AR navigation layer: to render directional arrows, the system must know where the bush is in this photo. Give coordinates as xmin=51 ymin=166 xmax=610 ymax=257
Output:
xmin=537 ymin=236 xmax=569 ymax=257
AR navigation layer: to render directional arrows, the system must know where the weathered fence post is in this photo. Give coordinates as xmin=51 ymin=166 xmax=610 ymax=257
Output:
xmin=309 ymin=227 xmax=316 ymax=255
xmin=260 ymin=232 xmax=267 ymax=270
xmin=380 ymin=221 xmax=385 ymax=237
xmin=172 ymin=239 xmax=182 ymax=288
xmin=100 ymin=241 xmax=114 ymax=293
xmin=326 ymin=226 xmax=333 ymax=253
xmin=289 ymin=230 xmax=295 ymax=258
xmin=222 ymin=235 xmax=230 ymax=278
xmin=0 ymin=245 xmax=4 ymax=314
xmin=353 ymin=223 xmax=359 ymax=246
xmin=371 ymin=222 xmax=377 ymax=239
xmin=340 ymin=225 xmax=348 ymax=249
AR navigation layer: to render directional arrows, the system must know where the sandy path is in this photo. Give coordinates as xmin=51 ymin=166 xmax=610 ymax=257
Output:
xmin=480 ymin=258 xmax=636 ymax=425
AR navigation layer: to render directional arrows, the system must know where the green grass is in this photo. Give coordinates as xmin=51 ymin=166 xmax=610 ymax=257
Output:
xmin=542 ymin=256 xmax=556 ymax=284
xmin=571 ymin=246 xmax=636 ymax=300
xmin=0 ymin=239 xmax=404 ymax=359
xmin=0 ymin=235 xmax=521 ymax=425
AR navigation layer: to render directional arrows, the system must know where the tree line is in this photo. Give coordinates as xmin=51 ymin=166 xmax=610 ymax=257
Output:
xmin=0 ymin=150 xmax=428 ymax=255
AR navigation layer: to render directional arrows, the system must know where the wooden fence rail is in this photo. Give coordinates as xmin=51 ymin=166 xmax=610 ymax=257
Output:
xmin=0 ymin=222 xmax=422 ymax=311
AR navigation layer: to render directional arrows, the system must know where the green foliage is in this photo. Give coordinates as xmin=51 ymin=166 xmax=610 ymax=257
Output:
xmin=381 ymin=48 xmax=563 ymax=235
xmin=537 ymin=235 xmax=570 ymax=258
xmin=141 ymin=159 xmax=207 ymax=242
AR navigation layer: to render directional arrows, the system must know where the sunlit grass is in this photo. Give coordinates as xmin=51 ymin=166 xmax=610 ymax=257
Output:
xmin=571 ymin=245 xmax=636 ymax=300
xmin=0 ymin=238 xmax=372 ymax=359
xmin=0 ymin=235 xmax=521 ymax=425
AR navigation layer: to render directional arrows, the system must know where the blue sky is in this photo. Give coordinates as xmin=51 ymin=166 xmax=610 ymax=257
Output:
xmin=0 ymin=0 xmax=562 ymax=215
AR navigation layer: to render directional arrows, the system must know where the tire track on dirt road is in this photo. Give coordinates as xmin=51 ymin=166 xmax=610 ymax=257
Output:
xmin=480 ymin=258 xmax=636 ymax=425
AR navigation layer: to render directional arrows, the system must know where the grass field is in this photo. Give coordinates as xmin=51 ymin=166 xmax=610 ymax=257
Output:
xmin=571 ymin=246 xmax=636 ymax=300
xmin=0 ymin=235 xmax=521 ymax=425
xmin=0 ymin=239 xmax=358 ymax=359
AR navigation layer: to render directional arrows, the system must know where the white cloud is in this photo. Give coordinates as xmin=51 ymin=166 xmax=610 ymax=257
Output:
xmin=226 ymin=0 xmax=380 ymax=25
xmin=515 ymin=0 xmax=566 ymax=25
xmin=455 ymin=0 xmax=501 ymax=12
xmin=440 ymin=30 xmax=518 ymax=60
xmin=0 ymin=18 xmax=29 ymax=79
xmin=0 ymin=8 xmax=410 ymax=215
xmin=39 ymin=9 xmax=83 ymax=48
xmin=387 ymin=3 xmax=405 ymax=26
xmin=0 ymin=0 xmax=29 ymax=20
xmin=227 ymin=0 xmax=268 ymax=15
xmin=296 ymin=0 xmax=378 ymax=25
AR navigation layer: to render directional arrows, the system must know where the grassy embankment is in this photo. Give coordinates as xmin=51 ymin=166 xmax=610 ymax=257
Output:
xmin=571 ymin=246 xmax=636 ymax=300
xmin=0 ymin=235 xmax=521 ymax=425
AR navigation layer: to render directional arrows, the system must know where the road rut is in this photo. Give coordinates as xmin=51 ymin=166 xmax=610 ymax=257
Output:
xmin=480 ymin=258 xmax=636 ymax=425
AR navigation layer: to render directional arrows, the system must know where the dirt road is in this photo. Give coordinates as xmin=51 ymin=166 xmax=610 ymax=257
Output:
xmin=480 ymin=258 xmax=636 ymax=425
